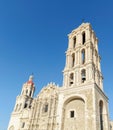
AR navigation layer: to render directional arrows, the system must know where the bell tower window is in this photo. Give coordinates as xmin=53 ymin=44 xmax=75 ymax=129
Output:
xmin=82 ymin=49 xmax=85 ymax=64
xmin=72 ymin=53 xmax=75 ymax=67
xmin=81 ymin=69 xmax=86 ymax=83
xmin=29 ymin=90 xmax=32 ymax=97
xmin=69 ymin=73 xmax=74 ymax=85
xmin=24 ymin=103 xmax=27 ymax=108
xmin=26 ymin=90 xmax=28 ymax=95
xmin=73 ymin=36 xmax=76 ymax=48
xmin=82 ymin=32 xmax=86 ymax=45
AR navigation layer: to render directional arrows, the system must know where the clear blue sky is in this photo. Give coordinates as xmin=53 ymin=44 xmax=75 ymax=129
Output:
xmin=0 ymin=0 xmax=113 ymax=129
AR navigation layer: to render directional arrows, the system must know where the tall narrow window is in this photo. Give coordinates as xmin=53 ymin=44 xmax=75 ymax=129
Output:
xmin=82 ymin=49 xmax=85 ymax=64
xmin=24 ymin=103 xmax=27 ymax=108
xmin=26 ymin=89 xmax=28 ymax=94
xmin=81 ymin=69 xmax=86 ymax=83
xmin=95 ymin=50 xmax=98 ymax=66
xmin=70 ymin=73 xmax=74 ymax=85
xmin=73 ymin=36 xmax=76 ymax=48
xmin=43 ymin=104 xmax=48 ymax=113
xmin=99 ymin=101 xmax=103 ymax=130
xmin=29 ymin=90 xmax=32 ymax=97
xmin=72 ymin=53 xmax=75 ymax=67
xmin=45 ymin=104 xmax=48 ymax=112
xmin=82 ymin=32 xmax=86 ymax=45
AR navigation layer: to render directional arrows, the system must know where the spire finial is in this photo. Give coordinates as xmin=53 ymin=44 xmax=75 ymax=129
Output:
xmin=29 ymin=73 xmax=34 ymax=81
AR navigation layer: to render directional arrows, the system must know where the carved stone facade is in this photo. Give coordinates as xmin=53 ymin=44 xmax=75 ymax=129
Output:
xmin=8 ymin=23 xmax=112 ymax=130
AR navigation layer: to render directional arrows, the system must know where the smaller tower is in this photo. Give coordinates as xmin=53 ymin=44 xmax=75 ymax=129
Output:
xmin=21 ymin=75 xmax=35 ymax=97
xmin=8 ymin=75 xmax=35 ymax=130
xmin=15 ymin=75 xmax=35 ymax=111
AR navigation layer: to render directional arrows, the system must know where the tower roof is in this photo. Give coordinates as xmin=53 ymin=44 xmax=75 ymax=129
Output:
xmin=27 ymin=75 xmax=34 ymax=86
xmin=68 ymin=22 xmax=92 ymax=38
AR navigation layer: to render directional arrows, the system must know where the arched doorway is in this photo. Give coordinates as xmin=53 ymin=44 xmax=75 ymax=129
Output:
xmin=62 ymin=97 xmax=85 ymax=130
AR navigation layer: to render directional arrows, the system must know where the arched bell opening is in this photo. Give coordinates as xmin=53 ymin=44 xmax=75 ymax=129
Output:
xmin=81 ymin=69 xmax=86 ymax=83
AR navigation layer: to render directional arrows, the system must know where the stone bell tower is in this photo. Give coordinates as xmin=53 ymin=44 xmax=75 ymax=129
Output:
xmin=61 ymin=23 xmax=110 ymax=130
xmin=63 ymin=23 xmax=103 ymax=89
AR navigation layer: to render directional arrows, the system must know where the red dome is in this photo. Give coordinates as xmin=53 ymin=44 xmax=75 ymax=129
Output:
xmin=27 ymin=80 xmax=34 ymax=86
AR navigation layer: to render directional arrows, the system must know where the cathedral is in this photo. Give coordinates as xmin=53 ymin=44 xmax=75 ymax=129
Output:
xmin=8 ymin=23 xmax=113 ymax=130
